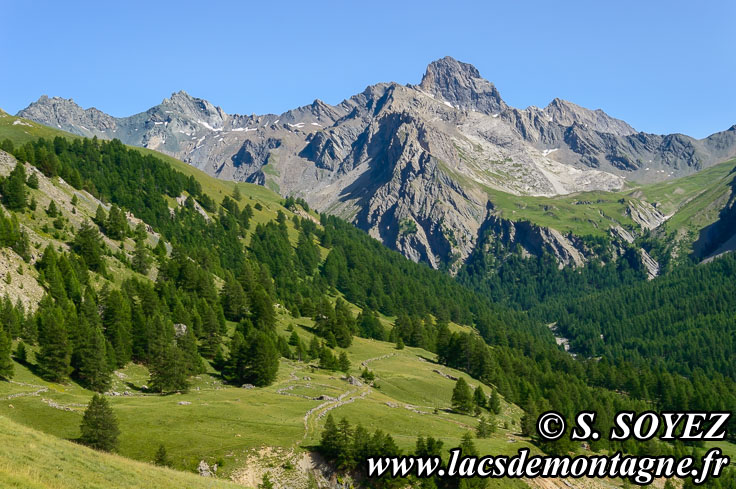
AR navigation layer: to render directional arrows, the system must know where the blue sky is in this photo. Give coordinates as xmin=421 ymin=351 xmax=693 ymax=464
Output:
xmin=2 ymin=0 xmax=734 ymax=138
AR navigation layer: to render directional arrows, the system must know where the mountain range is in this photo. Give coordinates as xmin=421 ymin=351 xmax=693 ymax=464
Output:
xmin=17 ymin=56 xmax=736 ymax=268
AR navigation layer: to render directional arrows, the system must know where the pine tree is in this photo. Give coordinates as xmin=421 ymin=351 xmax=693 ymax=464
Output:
xmin=101 ymin=289 xmax=132 ymax=367
xmin=36 ymin=305 xmax=72 ymax=382
xmin=232 ymin=186 xmax=242 ymax=202
xmin=249 ymin=286 xmax=275 ymax=330
xmin=26 ymin=171 xmax=39 ymax=189
xmin=154 ymin=444 xmax=172 ymax=467
xmin=72 ymin=221 xmax=106 ymax=273
xmin=177 ymin=326 xmax=204 ymax=375
xmin=94 ymin=205 xmax=107 ymax=227
xmin=459 ymin=431 xmax=478 ymax=456
xmin=105 ymin=205 xmax=128 ymax=240
xmin=476 ymin=415 xmax=495 ymax=439
xmin=258 ymin=473 xmax=274 ymax=489
xmin=132 ymin=238 xmax=151 ymax=275
xmin=335 ymin=417 xmax=354 ymax=469
xmin=73 ymin=318 xmax=112 ymax=393
xmin=520 ymin=399 xmax=539 ymax=438
xmin=395 ymin=337 xmax=405 ymax=350
xmin=288 ymin=330 xmax=300 ymax=346
xmin=360 ymin=367 xmax=375 ymax=382
xmin=2 ymin=162 xmax=27 ymax=210
xmin=319 ymin=348 xmax=338 ymax=371
xmin=46 ymin=200 xmax=58 ymax=217
xmin=308 ymin=335 xmax=321 ymax=359
xmin=294 ymin=339 xmax=306 ymax=362
xmin=489 ymin=389 xmax=501 ymax=415
xmin=0 ymin=325 xmax=14 ymax=380
xmin=473 ymin=386 xmax=486 ymax=411
xmin=451 ymin=378 xmax=474 ymax=414
xmin=149 ymin=344 xmax=190 ymax=393
xmin=14 ymin=341 xmax=27 ymax=364
xmin=320 ymin=413 xmax=340 ymax=459
xmin=222 ymin=274 xmax=247 ymax=321
xmin=79 ymin=394 xmax=120 ymax=452
xmin=242 ymin=331 xmax=279 ymax=386
xmin=338 ymin=351 xmax=350 ymax=373
xmin=198 ymin=303 xmax=221 ymax=359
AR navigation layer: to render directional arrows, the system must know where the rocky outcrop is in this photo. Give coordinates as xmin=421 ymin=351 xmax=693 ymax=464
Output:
xmin=639 ymin=248 xmax=660 ymax=280
xmin=626 ymin=201 xmax=667 ymax=230
xmin=17 ymin=58 xmax=736 ymax=269
xmin=478 ymin=215 xmax=591 ymax=268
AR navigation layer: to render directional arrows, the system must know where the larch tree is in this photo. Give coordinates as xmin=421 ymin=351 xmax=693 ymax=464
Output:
xmin=79 ymin=394 xmax=120 ymax=452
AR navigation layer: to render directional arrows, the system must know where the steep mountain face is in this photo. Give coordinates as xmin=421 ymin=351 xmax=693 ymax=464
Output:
xmin=696 ymin=170 xmax=736 ymax=260
xmin=18 ymin=57 xmax=736 ymax=268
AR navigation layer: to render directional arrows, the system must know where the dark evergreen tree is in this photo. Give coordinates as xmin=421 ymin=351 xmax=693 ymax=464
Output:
xmin=177 ymin=326 xmax=204 ymax=375
xmin=258 ymin=473 xmax=274 ymax=489
xmin=14 ymin=341 xmax=27 ymax=364
xmin=320 ymin=414 xmax=340 ymax=460
xmin=132 ymin=238 xmax=151 ymax=275
xmin=295 ymin=230 xmax=320 ymax=274
xmin=222 ymin=274 xmax=247 ymax=321
xmin=319 ymin=347 xmax=338 ymax=371
xmin=338 ymin=351 xmax=350 ymax=373
xmin=489 ymin=389 xmax=501 ymax=415
xmin=198 ymin=302 xmax=222 ymax=359
xmin=225 ymin=331 xmax=279 ymax=387
xmin=476 ymin=415 xmax=495 ymax=438
xmin=79 ymin=394 xmax=120 ymax=452
xmin=26 ymin=171 xmax=39 ymax=189
xmin=46 ymin=200 xmax=58 ymax=217
xmin=288 ymin=330 xmax=300 ymax=346
xmin=73 ymin=319 xmax=112 ymax=393
xmin=36 ymin=303 xmax=72 ymax=382
xmin=105 ymin=204 xmax=128 ymax=240
xmin=154 ymin=444 xmax=172 ymax=467
xmin=308 ymin=335 xmax=321 ymax=360
xmin=72 ymin=221 xmax=106 ymax=273
xmin=451 ymin=378 xmax=474 ymax=414
xmin=149 ymin=344 xmax=189 ymax=393
xmin=242 ymin=331 xmax=279 ymax=386
xmin=94 ymin=204 xmax=107 ymax=226
xmin=520 ymin=399 xmax=539 ymax=438
xmin=2 ymin=162 xmax=27 ymax=210
xmin=0 ymin=324 xmax=13 ymax=380
xmin=101 ymin=289 xmax=132 ymax=367
xmin=473 ymin=385 xmax=486 ymax=412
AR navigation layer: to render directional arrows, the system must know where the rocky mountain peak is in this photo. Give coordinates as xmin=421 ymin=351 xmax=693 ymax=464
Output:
xmin=18 ymin=95 xmax=116 ymax=135
xmin=157 ymin=90 xmax=226 ymax=129
xmin=542 ymin=97 xmax=636 ymax=137
xmin=15 ymin=62 xmax=736 ymax=271
xmin=418 ymin=56 xmax=506 ymax=114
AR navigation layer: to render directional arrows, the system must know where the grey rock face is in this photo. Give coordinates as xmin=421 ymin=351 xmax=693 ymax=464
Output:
xmin=479 ymin=215 xmax=591 ymax=268
xmin=17 ymin=58 xmax=736 ymax=269
xmin=416 ymin=56 xmax=507 ymax=114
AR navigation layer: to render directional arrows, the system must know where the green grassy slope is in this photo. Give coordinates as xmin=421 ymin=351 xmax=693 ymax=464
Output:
xmin=0 ymin=416 xmax=240 ymax=489
xmin=633 ymin=159 xmax=736 ymax=250
xmin=0 ymin=309 xmax=532 ymax=482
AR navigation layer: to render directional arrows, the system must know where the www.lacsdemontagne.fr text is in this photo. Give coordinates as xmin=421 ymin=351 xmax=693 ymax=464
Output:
xmin=366 ymin=447 xmax=730 ymax=485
